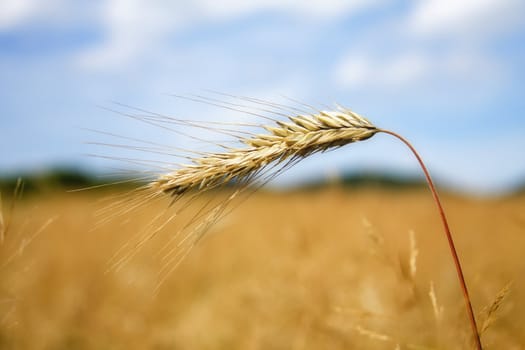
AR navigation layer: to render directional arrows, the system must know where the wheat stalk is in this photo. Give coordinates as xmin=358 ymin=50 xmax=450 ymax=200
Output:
xmin=128 ymin=100 xmax=481 ymax=349
xmin=378 ymin=129 xmax=482 ymax=350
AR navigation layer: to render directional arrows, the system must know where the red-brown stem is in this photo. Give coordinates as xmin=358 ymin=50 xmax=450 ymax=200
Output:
xmin=378 ymin=129 xmax=482 ymax=350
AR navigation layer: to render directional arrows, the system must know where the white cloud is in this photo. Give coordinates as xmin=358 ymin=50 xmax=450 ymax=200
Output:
xmin=409 ymin=0 xmax=525 ymax=39
xmin=333 ymin=0 xmax=517 ymax=91
xmin=74 ymin=0 xmax=387 ymax=71
xmin=335 ymin=52 xmax=430 ymax=88
xmin=195 ymin=0 xmax=383 ymax=19
xmin=0 ymin=0 xmax=81 ymax=31
xmin=75 ymin=0 xmax=180 ymax=70
xmin=0 ymin=0 xmax=41 ymax=30
xmin=334 ymin=50 xmax=503 ymax=90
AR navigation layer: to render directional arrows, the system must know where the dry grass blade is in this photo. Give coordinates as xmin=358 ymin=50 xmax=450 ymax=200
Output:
xmin=0 ymin=192 xmax=4 ymax=245
xmin=428 ymin=281 xmax=443 ymax=323
xmin=0 ymin=178 xmax=24 ymax=244
xmin=409 ymin=230 xmax=419 ymax=280
xmin=479 ymin=282 xmax=512 ymax=335
xmin=348 ymin=325 xmax=431 ymax=350
xmin=1 ymin=217 xmax=57 ymax=269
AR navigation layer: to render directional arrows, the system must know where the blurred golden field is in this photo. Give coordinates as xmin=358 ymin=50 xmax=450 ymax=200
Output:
xmin=1 ymin=187 xmax=524 ymax=349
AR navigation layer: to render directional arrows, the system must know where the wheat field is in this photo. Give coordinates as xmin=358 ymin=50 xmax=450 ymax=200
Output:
xmin=1 ymin=187 xmax=523 ymax=349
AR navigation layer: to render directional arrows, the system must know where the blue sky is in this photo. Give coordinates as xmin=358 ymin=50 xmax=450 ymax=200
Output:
xmin=1 ymin=0 xmax=524 ymax=194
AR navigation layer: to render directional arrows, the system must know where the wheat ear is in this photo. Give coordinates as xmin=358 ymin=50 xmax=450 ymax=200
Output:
xmin=148 ymin=107 xmax=481 ymax=349
xmin=150 ymin=109 xmax=377 ymax=196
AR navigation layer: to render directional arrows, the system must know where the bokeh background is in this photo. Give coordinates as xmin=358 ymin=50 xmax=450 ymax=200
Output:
xmin=1 ymin=2 xmax=525 ymax=350
xmin=1 ymin=0 xmax=525 ymax=194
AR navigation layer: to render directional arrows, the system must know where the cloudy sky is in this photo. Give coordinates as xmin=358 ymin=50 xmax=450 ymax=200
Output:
xmin=1 ymin=0 xmax=524 ymax=194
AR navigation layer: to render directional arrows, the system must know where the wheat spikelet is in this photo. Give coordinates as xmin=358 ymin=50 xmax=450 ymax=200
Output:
xmin=150 ymin=109 xmax=377 ymax=196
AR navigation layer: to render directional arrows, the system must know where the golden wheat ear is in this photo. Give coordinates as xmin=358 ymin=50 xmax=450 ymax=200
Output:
xmin=146 ymin=105 xmax=481 ymax=349
xmin=150 ymin=108 xmax=377 ymax=197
